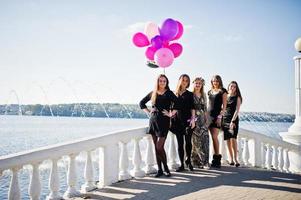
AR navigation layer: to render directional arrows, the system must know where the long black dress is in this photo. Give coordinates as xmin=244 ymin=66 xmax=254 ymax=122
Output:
xmin=139 ymin=90 xmax=179 ymax=137
xmin=222 ymin=95 xmax=239 ymax=140
xmin=170 ymin=90 xmax=195 ymax=166
xmin=208 ymin=88 xmax=227 ymax=128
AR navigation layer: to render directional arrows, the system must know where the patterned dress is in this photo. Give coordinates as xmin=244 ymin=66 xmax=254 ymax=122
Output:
xmin=191 ymin=93 xmax=209 ymax=167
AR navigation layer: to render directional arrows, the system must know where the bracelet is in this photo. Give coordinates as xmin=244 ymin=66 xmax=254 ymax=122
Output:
xmin=217 ymin=115 xmax=222 ymax=119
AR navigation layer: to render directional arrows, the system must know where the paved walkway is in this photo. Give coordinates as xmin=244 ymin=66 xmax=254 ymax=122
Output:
xmin=74 ymin=166 xmax=301 ymax=200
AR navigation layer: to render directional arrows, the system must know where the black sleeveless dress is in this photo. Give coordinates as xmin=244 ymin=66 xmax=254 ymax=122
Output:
xmin=139 ymin=90 xmax=179 ymax=137
xmin=222 ymin=95 xmax=239 ymax=140
xmin=208 ymin=88 xmax=227 ymax=128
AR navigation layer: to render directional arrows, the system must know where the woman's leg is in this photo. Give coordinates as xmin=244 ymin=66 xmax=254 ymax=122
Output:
xmin=151 ymin=134 xmax=162 ymax=171
xmin=231 ymin=138 xmax=239 ymax=163
xmin=156 ymin=137 xmax=169 ymax=172
xmin=185 ymin=132 xmax=192 ymax=164
xmin=209 ymin=127 xmax=220 ymax=154
xmin=226 ymin=139 xmax=234 ymax=163
xmin=175 ymin=133 xmax=184 ymax=168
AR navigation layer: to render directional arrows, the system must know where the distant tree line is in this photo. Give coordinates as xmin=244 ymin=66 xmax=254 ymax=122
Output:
xmin=0 ymin=103 xmax=294 ymax=122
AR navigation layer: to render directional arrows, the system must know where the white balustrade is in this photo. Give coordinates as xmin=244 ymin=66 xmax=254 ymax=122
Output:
xmin=144 ymin=135 xmax=156 ymax=174
xmin=119 ymin=142 xmax=131 ymax=180
xmin=0 ymin=127 xmax=300 ymax=199
xmin=8 ymin=167 xmax=21 ymax=200
xmin=261 ymin=142 xmax=266 ymax=168
xmin=130 ymin=138 xmax=145 ymax=177
xmin=46 ymin=158 xmax=62 ymax=200
xmin=63 ymin=154 xmax=80 ymax=198
xmin=242 ymin=138 xmax=250 ymax=166
xmin=168 ymin=133 xmax=179 ymax=169
xmin=81 ymin=150 xmax=97 ymax=193
xmin=272 ymin=145 xmax=279 ymax=170
xmin=265 ymin=144 xmax=272 ymax=170
xmin=278 ymin=147 xmax=284 ymax=172
xmin=237 ymin=136 xmax=242 ymax=164
xmin=29 ymin=163 xmax=41 ymax=200
xmin=284 ymin=149 xmax=290 ymax=173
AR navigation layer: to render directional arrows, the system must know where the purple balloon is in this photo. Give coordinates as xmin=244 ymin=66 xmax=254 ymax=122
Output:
xmin=151 ymin=35 xmax=163 ymax=49
xmin=160 ymin=18 xmax=179 ymax=41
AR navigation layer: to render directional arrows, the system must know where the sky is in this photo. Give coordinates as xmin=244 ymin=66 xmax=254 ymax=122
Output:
xmin=0 ymin=0 xmax=300 ymax=114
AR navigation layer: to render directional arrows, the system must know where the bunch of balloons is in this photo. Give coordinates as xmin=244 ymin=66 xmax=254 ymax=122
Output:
xmin=132 ymin=18 xmax=184 ymax=68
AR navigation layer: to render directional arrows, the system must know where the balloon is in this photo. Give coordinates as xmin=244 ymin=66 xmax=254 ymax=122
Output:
xmin=145 ymin=46 xmax=157 ymax=60
xmin=159 ymin=18 xmax=179 ymax=41
xmin=132 ymin=32 xmax=150 ymax=47
xmin=172 ymin=21 xmax=184 ymax=40
xmin=151 ymin=35 xmax=163 ymax=49
xmin=154 ymin=48 xmax=174 ymax=68
xmin=162 ymin=40 xmax=169 ymax=47
xmin=144 ymin=22 xmax=160 ymax=40
xmin=168 ymin=43 xmax=183 ymax=58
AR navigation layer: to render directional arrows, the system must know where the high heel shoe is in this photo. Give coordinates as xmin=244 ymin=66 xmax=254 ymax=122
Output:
xmin=185 ymin=160 xmax=194 ymax=171
xmin=154 ymin=169 xmax=163 ymax=177
xmin=175 ymin=165 xmax=185 ymax=172
xmin=235 ymin=163 xmax=240 ymax=167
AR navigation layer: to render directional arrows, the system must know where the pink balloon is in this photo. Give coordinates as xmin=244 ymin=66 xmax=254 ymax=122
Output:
xmin=132 ymin=32 xmax=150 ymax=47
xmin=144 ymin=22 xmax=160 ymax=40
xmin=162 ymin=40 xmax=169 ymax=47
xmin=154 ymin=48 xmax=174 ymax=68
xmin=145 ymin=46 xmax=157 ymax=60
xmin=168 ymin=43 xmax=183 ymax=58
xmin=172 ymin=21 xmax=184 ymax=40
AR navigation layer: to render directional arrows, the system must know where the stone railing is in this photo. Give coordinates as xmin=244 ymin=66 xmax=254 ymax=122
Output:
xmin=0 ymin=127 xmax=300 ymax=200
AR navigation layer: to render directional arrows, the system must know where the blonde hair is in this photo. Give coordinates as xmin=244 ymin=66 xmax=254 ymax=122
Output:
xmin=151 ymin=74 xmax=170 ymax=105
xmin=210 ymin=75 xmax=223 ymax=90
xmin=175 ymin=74 xmax=190 ymax=96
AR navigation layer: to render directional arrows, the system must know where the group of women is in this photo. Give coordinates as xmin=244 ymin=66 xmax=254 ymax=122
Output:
xmin=139 ymin=74 xmax=242 ymax=177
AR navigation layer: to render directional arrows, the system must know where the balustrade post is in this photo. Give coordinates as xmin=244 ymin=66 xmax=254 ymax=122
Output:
xmin=8 ymin=167 xmax=21 ymax=200
xmin=99 ymin=143 xmax=119 ymax=187
xmin=144 ymin=135 xmax=156 ymax=174
xmin=81 ymin=150 xmax=97 ymax=193
xmin=265 ymin=144 xmax=272 ymax=170
xmin=119 ymin=142 xmax=131 ymax=180
xmin=242 ymin=138 xmax=250 ymax=166
xmin=46 ymin=158 xmax=62 ymax=200
xmin=64 ymin=154 xmax=80 ymax=198
xmin=284 ymin=149 xmax=290 ymax=173
xmin=130 ymin=138 xmax=145 ymax=177
xmin=237 ymin=136 xmax=242 ymax=163
xmin=168 ymin=133 xmax=179 ymax=169
xmin=29 ymin=163 xmax=41 ymax=200
xmin=278 ymin=147 xmax=284 ymax=172
xmin=261 ymin=142 xmax=266 ymax=168
xmin=272 ymin=145 xmax=279 ymax=170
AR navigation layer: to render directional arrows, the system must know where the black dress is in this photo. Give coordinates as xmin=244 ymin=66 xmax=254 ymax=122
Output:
xmin=139 ymin=90 xmax=179 ymax=137
xmin=170 ymin=90 xmax=195 ymax=133
xmin=222 ymin=95 xmax=239 ymax=140
xmin=208 ymin=88 xmax=227 ymax=128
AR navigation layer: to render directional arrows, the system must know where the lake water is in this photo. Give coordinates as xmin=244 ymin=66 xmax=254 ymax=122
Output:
xmin=0 ymin=115 xmax=293 ymax=199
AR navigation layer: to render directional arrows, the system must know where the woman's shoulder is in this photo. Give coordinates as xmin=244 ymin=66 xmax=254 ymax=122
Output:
xmin=221 ymin=88 xmax=228 ymax=94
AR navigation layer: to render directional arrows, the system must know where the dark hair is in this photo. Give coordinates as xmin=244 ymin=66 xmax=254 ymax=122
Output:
xmin=228 ymin=81 xmax=243 ymax=103
xmin=175 ymin=74 xmax=190 ymax=96
xmin=151 ymin=74 xmax=170 ymax=104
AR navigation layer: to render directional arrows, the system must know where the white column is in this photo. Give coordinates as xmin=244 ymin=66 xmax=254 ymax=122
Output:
xmin=272 ymin=145 xmax=279 ymax=170
xmin=144 ymin=135 xmax=156 ymax=174
xmin=261 ymin=142 xmax=266 ymax=168
xmin=237 ymin=136 xmax=242 ymax=163
xmin=278 ymin=147 xmax=284 ymax=172
xmin=46 ymin=158 xmax=62 ymax=200
xmin=99 ymin=143 xmax=119 ymax=187
xmin=284 ymin=149 xmax=290 ymax=173
xmin=220 ymin=133 xmax=228 ymax=164
xmin=265 ymin=144 xmax=272 ymax=170
xmin=29 ymin=163 xmax=41 ymax=200
xmin=168 ymin=133 xmax=179 ymax=169
xmin=64 ymin=154 xmax=80 ymax=198
xmin=8 ymin=167 xmax=21 ymax=200
xmin=81 ymin=150 xmax=97 ymax=193
xmin=130 ymin=138 xmax=145 ymax=177
xmin=119 ymin=142 xmax=131 ymax=180
xmin=242 ymin=138 xmax=250 ymax=166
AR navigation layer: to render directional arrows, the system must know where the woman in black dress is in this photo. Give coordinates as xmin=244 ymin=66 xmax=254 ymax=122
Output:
xmin=208 ymin=75 xmax=227 ymax=168
xmin=170 ymin=74 xmax=196 ymax=171
xmin=139 ymin=74 xmax=179 ymax=177
xmin=222 ymin=81 xmax=242 ymax=167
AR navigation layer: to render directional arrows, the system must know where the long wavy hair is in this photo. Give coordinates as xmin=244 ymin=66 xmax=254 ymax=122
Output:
xmin=228 ymin=81 xmax=243 ymax=103
xmin=175 ymin=74 xmax=190 ymax=96
xmin=210 ymin=75 xmax=223 ymax=90
xmin=151 ymin=74 xmax=170 ymax=105
xmin=192 ymin=77 xmax=205 ymax=97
